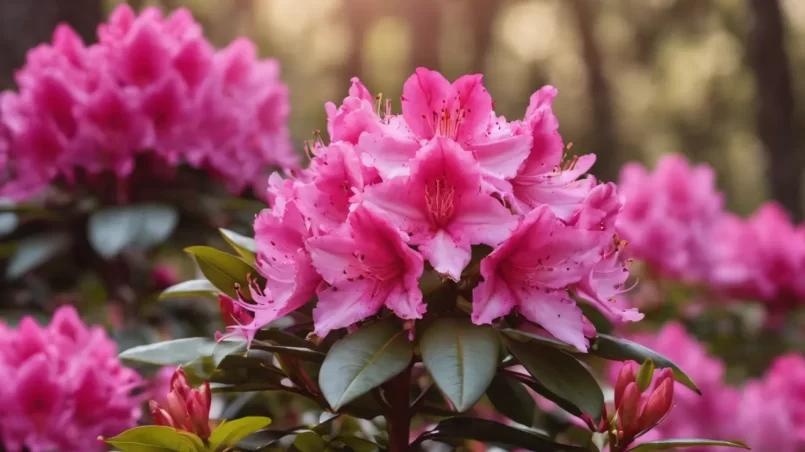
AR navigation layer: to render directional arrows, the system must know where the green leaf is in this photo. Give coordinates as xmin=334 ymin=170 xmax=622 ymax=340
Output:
xmin=507 ymin=338 xmax=604 ymax=422
xmin=213 ymin=338 xmax=248 ymax=367
xmin=6 ymin=232 xmax=71 ymax=279
xmin=209 ymin=416 xmax=272 ymax=451
xmin=88 ymin=203 xmax=178 ymax=259
xmin=486 ymin=375 xmax=538 ymax=427
xmin=0 ymin=211 xmax=18 ymax=237
xmin=319 ymin=320 xmax=413 ymax=410
xmin=119 ymin=337 xmax=216 ymax=366
xmin=102 ymin=426 xmax=206 ymax=452
xmin=331 ymin=436 xmax=380 ymax=452
xmin=589 ymin=334 xmax=701 ymax=394
xmin=185 ymin=246 xmax=256 ymax=298
xmin=414 ymin=417 xmax=587 ymax=451
xmin=293 ymin=431 xmax=327 ymax=452
xmin=627 ymin=439 xmax=750 ymax=451
xmin=255 ymin=329 xmax=320 ymax=350
xmin=159 ymin=279 xmax=220 ymax=300
xmin=420 ymin=318 xmax=499 ymax=412
xmin=252 ymin=341 xmax=326 ymax=362
xmin=636 ymin=359 xmax=655 ymax=392
xmin=220 ymin=228 xmax=257 ymax=264
xmin=501 ymin=327 xmax=580 ymax=352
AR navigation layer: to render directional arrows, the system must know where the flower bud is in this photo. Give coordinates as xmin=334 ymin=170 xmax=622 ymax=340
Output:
xmin=617 ymin=382 xmax=642 ymax=437
xmin=639 ymin=369 xmax=674 ymax=432
xmin=148 ymin=368 xmax=212 ymax=439
xmin=218 ymin=294 xmax=253 ymax=327
xmin=614 ymin=361 xmax=639 ymax=408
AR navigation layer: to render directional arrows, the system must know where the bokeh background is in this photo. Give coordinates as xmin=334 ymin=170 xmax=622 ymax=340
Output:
xmin=3 ymin=0 xmax=804 ymax=219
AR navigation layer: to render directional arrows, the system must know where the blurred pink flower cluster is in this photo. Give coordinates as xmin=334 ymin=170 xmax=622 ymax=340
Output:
xmin=224 ymin=68 xmax=642 ymax=351
xmin=617 ymin=154 xmax=805 ymax=309
xmin=613 ymin=322 xmax=805 ymax=452
xmin=0 ymin=306 xmax=143 ymax=452
xmin=0 ymin=4 xmax=294 ymax=200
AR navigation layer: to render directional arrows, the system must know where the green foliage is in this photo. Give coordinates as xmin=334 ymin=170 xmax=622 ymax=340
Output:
xmin=318 ymin=319 xmax=413 ymax=410
xmin=626 ymin=439 xmax=751 ymax=451
xmin=420 ymin=318 xmax=499 ymax=412
xmin=159 ymin=279 xmax=220 ymax=300
xmin=636 ymin=358 xmax=656 ymax=392
xmin=184 ymin=246 xmax=257 ymax=298
xmin=486 ymin=375 xmax=538 ymax=427
xmin=6 ymin=231 xmax=70 ymax=279
xmin=219 ymin=228 xmax=257 ymax=265
xmin=119 ymin=337 xmax=216 ymax=366
xmin=88 ymin=203 xmax=178 ymax=259
xmin=102 ymin=426 xmax=206 ymax=452
xmin=208 ymin=416 xmax=272 ymax=452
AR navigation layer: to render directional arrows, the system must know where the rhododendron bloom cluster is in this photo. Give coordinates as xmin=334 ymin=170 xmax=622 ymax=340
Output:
xmin=225 ymin=68 xmax=641 ymax=351
xmin=0 ymin=4 xmax=294 ymax=200
xmin=0 ymin=306 xmax=142 ymax=452
xmin=616 ymin=154 xmax=724 ymax=282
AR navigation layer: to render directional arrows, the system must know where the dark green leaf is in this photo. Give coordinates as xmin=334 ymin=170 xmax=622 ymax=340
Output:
xmin=501 ymin=327 xmax=580 ymax=352
xmin=102 ymin=426 xmax=205 ymax=452
xmin=159 ymin=279 xmax=219 ymax=300
xmin=252 ymin=341 xmax=327 ymax=362
xmin=319 ymin=320 xmax=413 ymax=410
xmin=627 ymin=439 xmax=750 ymax=451
xmin=486 ymin=375 xmax=538 ymax=427
xmin=220 ymin=228 xmax=257 ymax=264
xmin=420 ymin=318 xmax=499 ymax=412
xmin=589 ymin=334 xmax=701 ymax=394
xmin=6 ymin=232 xmax=71 ymax=279
xmin=414 ymin=417 xmax=587 ymax=451
xmin=119 ymin=337 xmax=216 ymax=366
xmin=332 ymin=436 xmax=380 ymax=452
xmin=507 ymin=338 xmax=604 ymax=422
xmin=88 ymin=204 xmax=178 ymax=259
xmin=255 ymin=329 xmax=320 ymax=350
xmin=185 ymin=246 xmax=256 ymax=298
xmin=209 ymin=416 xmax=272 ymax=451
xmin=0 ymin=211 xmax=18 ymax=237
xmin=213 ymin=338 xmax=248 ymax=367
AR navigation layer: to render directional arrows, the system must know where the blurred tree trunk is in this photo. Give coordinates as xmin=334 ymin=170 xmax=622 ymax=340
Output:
xmin=748 ymin=0 xmax=802 ymax=220
xmin=467 ymin=0 xmax=499 ymax=74
xmin=343 ymin=0 xmax=373 ymax=86
xmin=406 ymin=0 xmax=441 ymax=70
xmin=568 ymin=0 xmax=619 ymax=183
xmin=0 ymin=0 xmax=103 ymax=90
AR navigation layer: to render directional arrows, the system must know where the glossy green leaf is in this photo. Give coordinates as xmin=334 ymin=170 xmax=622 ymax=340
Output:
xmin=252 ymin=341 xmax=326 ymax=362
xmin=413 ymin=417 xmax=587 ymax=451
xmin=507 ymin=338 xmax=604 ymax=422
xmin=319 ymin=320 xmax=413 ymax=410
xmin=88 ymin=203 xmax=178 ymax=259
xmin=213 ymin=338 xmax=248 ymax=367
xmin=420 ymin=318 xmax=499 ymax=412
xmin=119 ymin=337 xmax=216 ymax=366
xmin=159 ymin=279 xmax=219 ymax=300
xmin=102 ymin=426 xmax=205 ymax=452
xmin=185 ymin=246 xmax=256 ymax=298
xmin=589 ymin=334 xmax=701 ymax=394
xmin=293 ymin=431 xmax=327 ymax=452
xmin=255 ymin=329 xmax=319 ymax=350
xmin=6 ymin=231 xmax=71 ymax=279
xmin=501 ymin=327 xmax=580 ymax=352
xmin=209 ymin=416 xmax=272 ymax=451
xmin=220 ymin=228 xmax=257 ymax=264
xmin=627 ymin=439 xmax=750 ymax=451
xmin=332 ymin=436 xmax=380 ymax=452
xmin=486 ymin=375 xmax=538 ymax=427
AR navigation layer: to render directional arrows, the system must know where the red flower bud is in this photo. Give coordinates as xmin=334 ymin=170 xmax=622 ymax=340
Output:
xmin=614 ymin=361 xmax=639 ymax=408
xmin=617 ymin=382 xmax=642 ymax=436
xmin=148 ymin=368 xmax=212 ymax=440
xmin=218 ymin=294 xmax=253 ymax=327
xmin=639 ymin=370 xmax=674 ymax=432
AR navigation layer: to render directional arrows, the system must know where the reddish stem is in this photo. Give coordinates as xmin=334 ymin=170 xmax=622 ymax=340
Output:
xmin=385 ymin=363 xmax=413 ymax=452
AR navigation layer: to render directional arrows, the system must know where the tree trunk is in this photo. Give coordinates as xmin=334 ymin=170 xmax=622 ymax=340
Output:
xmin=748 ymin=0 xmax=801 ymax=220
xmin=0 ymin=0 xmax=104 ymax=89
xmin=467 ymin=0 xmax=499 ymax=74
xmin=568 ymin=0 xmax=619 ymax=183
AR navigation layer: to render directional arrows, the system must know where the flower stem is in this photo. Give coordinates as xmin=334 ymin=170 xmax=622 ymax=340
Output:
xmin=385 ymin=362 xmax=413 ymax=452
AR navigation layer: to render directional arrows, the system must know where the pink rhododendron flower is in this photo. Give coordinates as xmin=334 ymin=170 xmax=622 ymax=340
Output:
xmin=471 ymin=206 xmax=610 ymax=352
xmin=754 ymin=353 xmax=805 ymax=444
xmin=228 ymin=68 xmax=638 ymax=341
xmin=307 ymin=206 xmax=425 ymax=336
xmin=0 ymin=4 xmax=294 ymax=200
xmin=616 ymin=154 xmax=724 ymax=282
xmin=362 ymin=137 xmax=516 ymax=280
xmin=0 ymin=306 xmax=142 ymax=452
